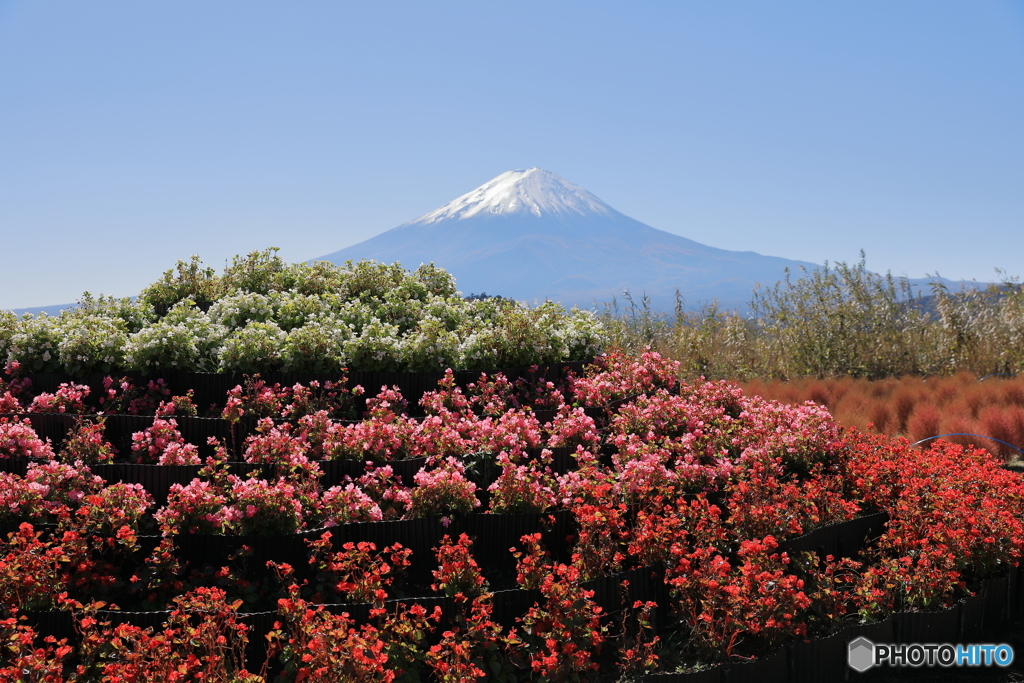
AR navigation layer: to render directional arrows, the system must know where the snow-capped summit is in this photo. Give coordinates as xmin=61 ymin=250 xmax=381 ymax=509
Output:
xmin=413 ymin=168 xmax=616 ymax=223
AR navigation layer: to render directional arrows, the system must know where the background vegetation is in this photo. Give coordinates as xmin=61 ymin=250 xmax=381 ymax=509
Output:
xmin=741 ymin=373 xmax=1024 ymax=462
xmin=600 ymin=256 xmax=1024 ymax=382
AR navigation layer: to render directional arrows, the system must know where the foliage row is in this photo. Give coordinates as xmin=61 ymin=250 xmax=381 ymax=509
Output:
xmin=603 ymin=256 xmax=1024 ymax=380
xmin=0 ymin=249 xmax=605 ymax=376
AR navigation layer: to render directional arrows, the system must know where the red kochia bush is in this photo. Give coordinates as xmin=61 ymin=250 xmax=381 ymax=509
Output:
xmin=742 ymin=373 xmax=1024 ymax=461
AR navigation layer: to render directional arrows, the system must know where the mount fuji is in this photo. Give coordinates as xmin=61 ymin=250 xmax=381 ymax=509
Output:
xmin=315 ymin=168 xmax=819 ymax=311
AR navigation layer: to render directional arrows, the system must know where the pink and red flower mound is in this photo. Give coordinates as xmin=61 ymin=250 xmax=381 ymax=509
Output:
xmin=0 ymin=351 xmax=1022 ymax=681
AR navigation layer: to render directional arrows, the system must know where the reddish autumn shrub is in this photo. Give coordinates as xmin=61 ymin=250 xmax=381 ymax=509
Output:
xmin=741 ymin=373 xmax=1024 ymax=461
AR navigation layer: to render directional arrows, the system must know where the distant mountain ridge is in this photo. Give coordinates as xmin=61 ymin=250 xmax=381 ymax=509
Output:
xmin=10 ymin=303 xmax=77 ymax=317
xmin=6 ymin=169 xmax=988 ymax=314
xmin=316 ymin=168 xmax=824 ymax=311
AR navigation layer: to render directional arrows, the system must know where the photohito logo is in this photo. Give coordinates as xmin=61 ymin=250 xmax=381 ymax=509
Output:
xmin=847 ymin=637 xmax=1014 ymax=671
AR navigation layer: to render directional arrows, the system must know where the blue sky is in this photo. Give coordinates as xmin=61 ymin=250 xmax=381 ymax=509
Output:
xmin=1 ymin=1 xmax=1022 ymax=309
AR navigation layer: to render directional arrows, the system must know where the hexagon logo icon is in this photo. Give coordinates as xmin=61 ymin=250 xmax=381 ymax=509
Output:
xmin=848 ymin=636 xmax=875 ymax=673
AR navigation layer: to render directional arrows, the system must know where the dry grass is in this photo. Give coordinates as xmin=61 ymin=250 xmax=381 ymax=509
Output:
xmin=600 ymin=258 xmax=1024 ymax=382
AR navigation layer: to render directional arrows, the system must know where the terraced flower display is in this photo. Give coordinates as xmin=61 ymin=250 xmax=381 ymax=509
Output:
xmin=0 ymin=351 xmax=1020 ymax=681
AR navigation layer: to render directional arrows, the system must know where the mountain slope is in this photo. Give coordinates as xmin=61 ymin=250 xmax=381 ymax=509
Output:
xmin=316 ymin=168 xmax=821 ymax=311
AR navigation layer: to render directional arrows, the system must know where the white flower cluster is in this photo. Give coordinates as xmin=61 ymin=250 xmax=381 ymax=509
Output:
xmin=3 ymin=257 xmax=607 ymax=375
xmin=56 ymin=316 xmax=127 ymax=375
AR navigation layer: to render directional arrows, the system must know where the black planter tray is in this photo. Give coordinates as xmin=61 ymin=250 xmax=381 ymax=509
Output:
xmin=171 ymin=526 xmax=326 ymax=568
xmin=775 ymin=511 xmax=889 ymax=559
xmin=102 ymin=415 xmax=235 ymax=458
xmin=642 ymin=570 xmax=1017 ymax=683
xmin=0 ymin=454 xmax=50 ymax=477
xmin=91 ymin=462 xmax=268 ymax=506
xmin=460 ymin=512 xmax=549 ymax=572
xmin=0 ymin=413 xmax=77 ymax=451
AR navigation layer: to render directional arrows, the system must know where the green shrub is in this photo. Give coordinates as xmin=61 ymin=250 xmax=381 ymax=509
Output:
xmin=5 ymin=251 xmax=607 ymax=375
xmin=559 ymin=308 xmax=606 ymax=362
xmin=401 ymin=317 xmax=463 ymax=371
xmin=208 ymin=292 xmax=276 ymax=330
xmin=422 ymin=295 xmax=469 ymax=331
xmin=341 ymin=260 xmax=408 ymax=303
xmin=343 ymin=318 xmax=403 ymax=371
xmin=218 ymin=321 xmax=287 ymax=373
xmin=72 ymin=293 xmax=154 ymax=333
xmin=138 ymin=255 xmax=221 ymax=316
xmin=413 ymin=262 xmax=459 ymax=298
xmin=375 ymin=290 xmax=424 ymax=334
xmin=0 ymin=311 xmax=17 ymax=363
xmin=221 ymin=247 xmax=289 ymax=295
xmin=334 ymin=300 xmax=377 ymax=336
xmin=289 ymin=260 xmax=349 ymax=296
xmin=125 ymin=303 xmax=226 ymax=373
xmin=272 ymin=292 xmax=342 ymax=331
xmin=8 ymin=314 xmax=62 ymax=373
xmin=281 ymin=320 xmax=350 ymax=373
xmin=56 ymin=315 xmax=127 ymax=376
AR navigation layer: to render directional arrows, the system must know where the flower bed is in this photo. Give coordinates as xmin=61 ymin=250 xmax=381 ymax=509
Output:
xmin=1 ymin=251 xmax=605 ymax=378
xmin=1 ymin=350 xmax=1023 ymax=681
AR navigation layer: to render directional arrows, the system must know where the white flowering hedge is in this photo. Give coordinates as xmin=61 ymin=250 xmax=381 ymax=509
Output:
xmin=3 ymin=249 xmax=606 ymax=375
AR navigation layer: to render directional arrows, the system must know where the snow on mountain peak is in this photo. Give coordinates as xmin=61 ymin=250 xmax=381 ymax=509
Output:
xmin=413 ymin=168 xmax=617 ymax=224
